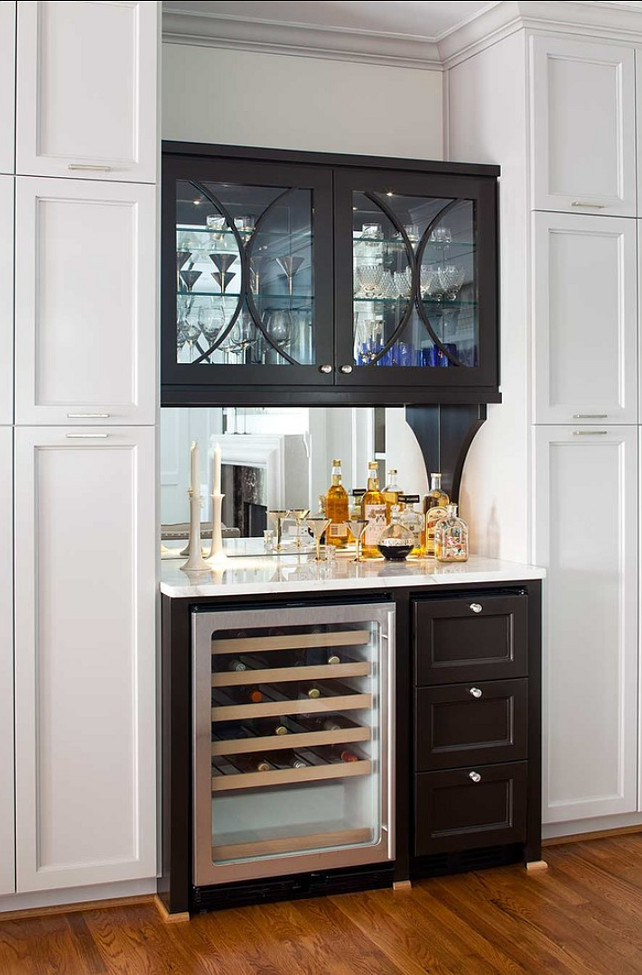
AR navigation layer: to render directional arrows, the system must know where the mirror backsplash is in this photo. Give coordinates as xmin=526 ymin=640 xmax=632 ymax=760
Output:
xmin=160 ymin=406 xmax=429 ymax=539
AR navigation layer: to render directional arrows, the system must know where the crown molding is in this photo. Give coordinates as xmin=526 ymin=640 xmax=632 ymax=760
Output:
xmin=162 ymin=8 xmax=442 ymax=71
xmin=439 ymin=1 xmax=642 ymax=69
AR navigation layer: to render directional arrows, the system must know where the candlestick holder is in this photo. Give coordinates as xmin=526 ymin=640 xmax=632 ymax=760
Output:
xmin=181 ymin=489 xmax=211 ymax=573
xmin=206 ymin=492 xmax=228 ymax=564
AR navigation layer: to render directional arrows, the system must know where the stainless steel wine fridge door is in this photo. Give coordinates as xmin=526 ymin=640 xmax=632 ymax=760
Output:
xmin=192 ymin=601 xmax=395 ymax=886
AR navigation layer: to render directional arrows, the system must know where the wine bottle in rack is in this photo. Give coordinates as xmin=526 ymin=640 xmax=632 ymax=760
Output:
xmin=211 ymin=723 xmax=255 ymax=741
xmin=313 ymin=744 xmax=362 ymax=764
xmin=213 ymin=685 xmax=264 ymax=705
xmin=298 ymin=683 xmax=322 ymax=700
xmin=319 ymin=714 xmax=360 ymax=732
xmin=227 ymin=658 xmax=248 ymax=672
xmin=250 ymin=717 xmax=290 ymax=737
xmin=231 ymin=754 xmax=272 ymax=773
xmin=267 ymin=750 xmax=309 ymax=770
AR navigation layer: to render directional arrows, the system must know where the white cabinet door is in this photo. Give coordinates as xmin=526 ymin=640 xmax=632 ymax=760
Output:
xmin=14 ymin=426 xmax=156 ymax=891
xmin=0 ymin=2 xmax=16 ymax=174
xmin=16 ymin=1 xmax=157 ymax=182
xmin=534 ymin=426 xmax=638 ymax=824
xmin=0 ymin=428 xmax=14 ymax=895
xmin=532 ymin=212 xmax=637 ymax=425
xmin=0 ymin=177 xmax=13 ymax=425
xmin=15 ymin=177 xmax=156 ymax=425
xmin=530 ymin=36 xmax=636 ymax=216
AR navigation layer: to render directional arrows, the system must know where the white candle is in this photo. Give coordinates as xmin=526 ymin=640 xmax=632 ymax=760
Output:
xmin=213 ymin=442 xmax=222 ymax=495
xmin=190 ymin=441 xmax=198 ymax=493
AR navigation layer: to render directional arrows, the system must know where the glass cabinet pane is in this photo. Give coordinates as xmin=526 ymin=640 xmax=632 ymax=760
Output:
xmin=175 ymin=178 xmax=319 ymax=368
xmin=352 ymin=191 xmax=478 ymax=370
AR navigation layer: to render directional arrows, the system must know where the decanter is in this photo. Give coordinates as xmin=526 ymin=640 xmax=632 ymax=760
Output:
xmin=377 ymin=506 xmax=415 ymax=561
xmin=433 ymin=504 xmax=469 ymax=563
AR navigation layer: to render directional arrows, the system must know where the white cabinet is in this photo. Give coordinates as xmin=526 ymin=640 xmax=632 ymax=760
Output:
xmin=16 ymin=1 xmax=157 ymax=182
xmin=0 ymin=177 xmax=13 ymax=425
xmin=14 ymin=426 xmax=156 ymax=891
xmin=533 ymin=426 xmax=638 ymax=823
xmin=532 ymin=212 xmax=638 ymax=424
xmin=530 ymin=35 xmax=636 ymax=216
xmin=0 ymin=427 xmax=14 ymax=895
xmin=0 ymin=3 xmax=16 ymax=174
xmin=15 ymin=177 xmax=156 ymax=426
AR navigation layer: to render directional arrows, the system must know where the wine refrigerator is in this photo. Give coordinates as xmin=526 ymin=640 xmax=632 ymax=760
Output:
xmin=192 ymin=601 xmax=395 ymax=886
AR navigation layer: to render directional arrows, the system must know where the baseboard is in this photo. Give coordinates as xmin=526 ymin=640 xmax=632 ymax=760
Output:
xmin=543 ymin=824 xmax=642 ymax=847
xmin=0 ymin=893 xmax=154 ymax=922
xmin=0 ymin=878 xmax=157 ymax=917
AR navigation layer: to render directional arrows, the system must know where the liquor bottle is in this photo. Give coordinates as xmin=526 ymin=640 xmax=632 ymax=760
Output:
xmin=231 ymin=754 xmax=272 ymax=773
xmin=361 ymin=461 xmax=387 ymax=559
xmin=350 ymin=489 xmax=366 ymax=519
xmin=398 ymin=494 xmax=425 ymax=557
xmin=425 ymin=505 xmax=448 ymax=557
xmin=382 ymin=469 xmax=403 ymax=520
xmin=267 ymin=750 xmax=309 ymax=769
xmin=377 ymin=506 xmax=415 ymax=561
xmin=424 ymin=472 xmax=450 ymax=512
xmin=434 ymin=503 xmax=469 ymax=563
xmin=325 ymin=459 xmax=349 ymax=548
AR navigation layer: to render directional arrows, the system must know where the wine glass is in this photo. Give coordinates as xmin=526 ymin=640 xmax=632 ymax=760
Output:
xmin=267 ymin=509 xmax=289 ymax=551
xmin=346 ymin=519 xmax=368 ymax=562
xmin=182 ymin=317 xmax=202 ymax=362
xmin=287 ymin=508 xmax=310 ymax=550
xmin=305 ymin=517 xmax=331 ymax=562
xmin=266 ymin=310 xmax=292 ymax=356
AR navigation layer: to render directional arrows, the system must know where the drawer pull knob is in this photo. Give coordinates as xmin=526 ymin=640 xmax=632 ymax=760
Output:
xmin=469 ymin=771 xmax=482 ymax=783
xmin=469 ymin=687 xmax=483 ymax=698
xmin=340 ymin=364 xmax=353 ymax=374
xmin=319 ymin=364 xmax=332 ymax=374
xmin=469 ymin=603 xmax=482 ymax=614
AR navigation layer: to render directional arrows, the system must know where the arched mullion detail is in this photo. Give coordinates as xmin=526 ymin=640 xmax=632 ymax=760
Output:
xmin=415 ymin=197 xmax=467 ymax=368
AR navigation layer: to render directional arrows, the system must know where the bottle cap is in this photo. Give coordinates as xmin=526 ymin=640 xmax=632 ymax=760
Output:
xmin=332 ymin=459 xmax=341 ymax=465
xmin=368 ymin=461 xmax=378 ymax=469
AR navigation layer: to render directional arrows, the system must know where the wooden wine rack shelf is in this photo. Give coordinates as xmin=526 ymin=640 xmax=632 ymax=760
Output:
xmin=211 ymin=629 xmax=371 ymax=654
xmin=211 ymin=693 xmax=372 ymax=722
xmin=212 ymin=826 xmax=373 ymax=862
xmin=211 ymin=758 xmax=372 ymax=792
xmin=211 ymin=725 xmax=372 ymax=757
xmin=211 ymin=661 xmax=371 ymax=687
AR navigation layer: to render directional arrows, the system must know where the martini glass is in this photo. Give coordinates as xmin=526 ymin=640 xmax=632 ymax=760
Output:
xmin=346 ymin=519 xmax=369 ymax=562
xmin=275 ymin=256 xmax=305 ymax=297
xmin=305 ymin=517 xmax=331 ymax=562
xmin=287 ymin=508 xmax=310 ymax=550
xmin=268 ymin=509 xmax=289 ymax=552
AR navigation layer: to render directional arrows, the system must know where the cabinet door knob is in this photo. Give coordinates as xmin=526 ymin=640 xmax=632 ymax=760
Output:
xmin=469 ymin=687 xmax=483 ymax=698
xmin=469 ymin=771 xmax=482 ymax=783
xmin=339 ymin=364 xmax=353 ymax=374
xmin=469 ymin=603 xmax=482 ymax=613
xmin=319 ymin=364 xmax=332 ymax=374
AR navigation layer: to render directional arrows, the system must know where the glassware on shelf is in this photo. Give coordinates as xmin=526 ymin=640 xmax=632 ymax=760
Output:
xmin=180 ymin=268 xmax=202 ymax=292
xmin=210 ymin=252 xmax=237 ymax=295
xmin=438 ymin=264 xmax=465 ymax=301
xmin=305 ymin=517 xmax=331 ymax=561
xmin=430 ymin=226 xmax=452 ymax=244
xmin=265 ymin=310 xmax=293 ymax=355
xmin=206 ymin=214 xmax=227 ymax=240
xmin=404 ymin=224 xmax=420 ymax=242
xmin=176 ymin=250 xmax=192 ymax=288
xmin=268 ymin=509 xmax=289 ymax=551
xmin=199 ymin=300 xmax=226 ymax=351
xmin=275 ymin=256 xmax=305 ymax=297
xmin=346 ymin=519 xmax=368 ymax=562
xmin=393 ymin=268 xmax=412 ymax=298
xmin=376 ymin=507 xmax=415 ymax=561
xmin=434 ymin=504 xmax=469 ymax=562
xmin=356 ymin=264 xmax=384 ymax=299
xmin=234 ymin=215 xmax=255 ymax=238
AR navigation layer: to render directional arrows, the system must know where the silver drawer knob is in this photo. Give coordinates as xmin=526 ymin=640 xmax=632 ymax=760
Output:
xmin=469 ymin=687 xmax=482 ymax=698
xmin=470 ymin=603 xmax=482 ymax=614
xmin=339 ymin=364 xmax=353 ymax=374
xmin=469 ymin=771 xmax=482 ymax=784
xmin=319 ymin=364 xmax=332 ymax=374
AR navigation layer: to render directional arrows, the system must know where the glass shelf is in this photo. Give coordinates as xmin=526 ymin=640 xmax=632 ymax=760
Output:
xmin=352 ymin=296 xmax=477 ymax=307
xmin=177 ymin=291 xmax=314 ymax=302
xmin=355 ymin=235 xmax=475 ymax=249
xmin=177 ymin=225 xmax=313 ymax=241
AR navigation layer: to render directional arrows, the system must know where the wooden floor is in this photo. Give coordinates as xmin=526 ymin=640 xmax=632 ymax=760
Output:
xmin=2 ymin=835 xmax=642 ymax=974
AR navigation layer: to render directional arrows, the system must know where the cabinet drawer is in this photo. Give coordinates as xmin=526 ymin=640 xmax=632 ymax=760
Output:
xmin=415 ymin=762 xmax=528 ymax=856
xmin=415 ymin=679 xmax=528 ymax=772
xmin=414 ymin=594 xmax=528 ymax=685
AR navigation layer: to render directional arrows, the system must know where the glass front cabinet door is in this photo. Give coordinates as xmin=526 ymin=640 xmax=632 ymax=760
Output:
xmin=162 ymin=155 xmax=334 ymax=391
xmin=162 ymin=146 xmax=499 ymax=404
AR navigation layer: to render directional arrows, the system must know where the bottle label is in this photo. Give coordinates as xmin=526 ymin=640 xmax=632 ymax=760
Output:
xmin=363 ymin=504 xmax=387 ymax=546
xmin=328 ymin=523 xmax=348 ymax=538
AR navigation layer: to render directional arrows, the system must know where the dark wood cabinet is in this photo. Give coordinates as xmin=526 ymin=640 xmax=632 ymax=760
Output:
xmin=161 ymin=143 xmax=500 ymax=407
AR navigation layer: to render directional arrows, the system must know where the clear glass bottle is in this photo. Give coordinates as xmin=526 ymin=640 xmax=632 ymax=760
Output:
xmin=324 ymin=459 xmax=349 ymax=548
xmin=424 ymin=472 xmax=450 ymax=512
xmin=434 ymin=503 xmax=469 ymax=563
xmin=383 ymin=469 xmax=403 ymax=521
xmin=361 ymin=461 xmax=386 ymax=559
xmin=425 ymin=505 xmax=448 ymax=557
xmin=398 ymin=494 xmax=425 ymax=557
xmin=377 ymin=505 xmax=415 ymax=561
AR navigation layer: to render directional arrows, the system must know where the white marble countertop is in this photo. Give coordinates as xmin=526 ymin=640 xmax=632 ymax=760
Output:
xmin=160 ymin=543 xmax=545 ymax=598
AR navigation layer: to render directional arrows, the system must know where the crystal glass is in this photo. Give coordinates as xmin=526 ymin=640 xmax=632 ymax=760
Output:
xmin=265 ymin=309 xmax=293 ymax=353
xmin=275 ymin=256 xmax=305 ymax=297
xmin=438 ymin=264 xmax=466 ymax=301
xmin=430 ymin=226 xmax=452 ymax=244
xmin=357 ymin=264 xmax=384 ymax=298
xmin=393 ymin=267 xmax=412 ymax=298
xmin=434 ymin=503 xmax=469 ymax=562
xmin=179 ymin=269 xmax=202 ymax=292
xmin=346 ymin=519 xmax=368 ymax=562
xmin=206 ymin=214 xmax=227 ymax=240
xmin=305 ymin=517 xmax=332 ymax=561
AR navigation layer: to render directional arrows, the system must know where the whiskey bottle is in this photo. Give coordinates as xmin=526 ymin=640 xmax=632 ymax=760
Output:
xmin=424 ymin=472 xmax=449 ymax=512
xmin=425 ymin=505 xmax=448 ymax=557
xmin=361 ymin=461 xmax=386 ymax=559
xmin=382 ymin=469 xmax=403 ymax=520
xmin=350 ymin=488 xmax=366 ymax=519
xmin=325 ymin=459 xmax=349 ymax=548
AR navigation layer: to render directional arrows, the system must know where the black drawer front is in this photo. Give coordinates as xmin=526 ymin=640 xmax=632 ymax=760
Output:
xmin=415 ymin=762 xmax=528 ymax=856
xmin=415 ymin=679 xmax=528 ymax=771
xmin=414 ymin=594 xmax=528 ymax=685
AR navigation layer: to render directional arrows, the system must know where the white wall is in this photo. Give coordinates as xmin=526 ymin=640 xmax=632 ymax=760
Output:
xmin=162 ymin=44 xmax=443 ymax=158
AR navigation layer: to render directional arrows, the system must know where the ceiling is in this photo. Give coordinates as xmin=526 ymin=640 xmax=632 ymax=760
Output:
xmin=162 ymin=2 xmax=497 ymax=40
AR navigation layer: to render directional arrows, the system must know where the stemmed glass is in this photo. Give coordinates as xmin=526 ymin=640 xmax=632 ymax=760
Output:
xmin=287 ymin=508 xmax=310 ymax=550
xmin=305 ymin=517 xmax=331 ymax=561
xmin=346 ymin=519 xmax=369 ymax=562
xmin=268 ymin=509 xmax=289 ymax=551
xmin=179 ymin=269 xmax=202 ymax=292
xmin=438 ymin=264 xmax=465 ymax=301
xmin=275 ymin=256 xmax=304 ymax=297
xmin=265 ymin=310 xmax=292 ymax=357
